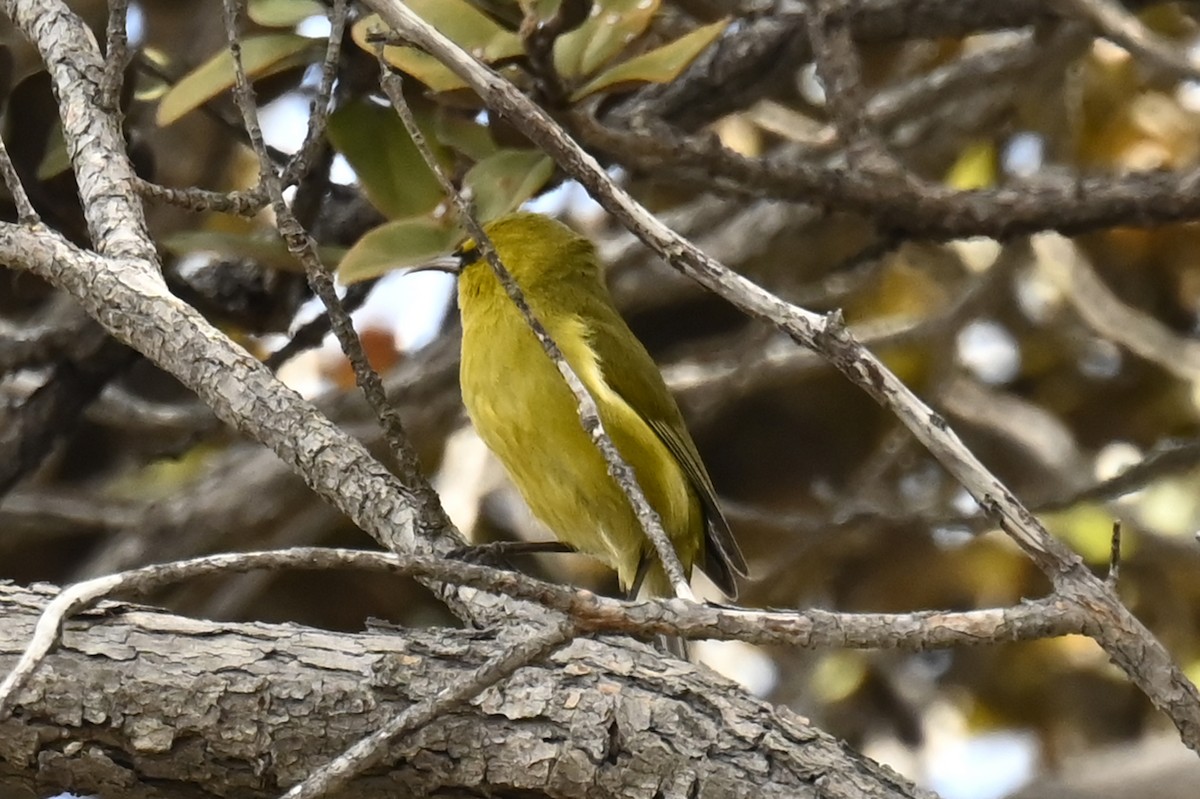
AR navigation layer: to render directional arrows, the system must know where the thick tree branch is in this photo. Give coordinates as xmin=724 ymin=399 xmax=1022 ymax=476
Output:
xmin=2 ymin=0 xmax=152 ymax=259
xmin=0 ymin=580 xmax=930 ymax=799
xmin=0 ymin=221 xmax=448 ymax=560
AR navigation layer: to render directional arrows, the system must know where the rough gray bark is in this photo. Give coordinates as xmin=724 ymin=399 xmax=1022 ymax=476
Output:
xmin=0 ymin=583 xmax=932 ymax=799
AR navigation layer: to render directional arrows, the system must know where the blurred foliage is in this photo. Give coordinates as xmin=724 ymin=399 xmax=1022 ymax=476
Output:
xmin=6 ymin=0 xmax=1200 ymax=795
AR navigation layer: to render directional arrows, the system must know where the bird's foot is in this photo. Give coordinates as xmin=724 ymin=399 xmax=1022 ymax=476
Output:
xmin=447 ymin=540 xmax=575 ymax=566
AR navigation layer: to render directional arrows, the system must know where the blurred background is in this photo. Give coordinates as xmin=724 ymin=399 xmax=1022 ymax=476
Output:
xmin=5 ymin=1 xmax=1200 ymax=797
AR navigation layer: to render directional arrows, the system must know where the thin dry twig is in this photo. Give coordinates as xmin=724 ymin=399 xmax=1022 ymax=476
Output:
xmin=1035 ymin=232 xmax=1200 ymax=380
xmin=1039 ymin=437 xmax=1200 ymax=511
xmin=279 ymin=0 xmax=346 ymax=187
xmin=218 ymin=0 xmax=450 ymax=538
xmin=100 ymin=0 xmax=131 ymax=111
xmin=133 ymin=177 xmax=269 ymax=217
xmin=264 ymin=279 xmax=379 ymax=371
xmin=1108 ymin=521 xmax=1122 ymax=587
xmin=0 ymin=132 xmax=37 ymax=223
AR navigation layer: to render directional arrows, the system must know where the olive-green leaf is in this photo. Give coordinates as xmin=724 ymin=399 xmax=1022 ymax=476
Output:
xmin=352 ymin=3 xmax=522 ymax=93
xmin=434 ymin=108 xmax=499 ymax=160
xmin=35 ymin=120 xmax=69 ymax=180
xmin=162 ymin=230 xmax=346 ymax=272
xmin=570 ymin=18 xmax=727 ymax=101
xmin=462 ymin=149 xmax=555 ymax=221
xmin=338 ymin=218 xmax=462 ymax=284
xmin=555 ymin=0 xmax=660 ymax=79
xmin=134 ymin=47 xmax=172 ymax=102
xmin=327 ymin=99 xmax=446 ymax=220
xmin=248 ymin=0 xmax=324 ymax=27
xmin=156 ymin=34 xmax=320 ymax=126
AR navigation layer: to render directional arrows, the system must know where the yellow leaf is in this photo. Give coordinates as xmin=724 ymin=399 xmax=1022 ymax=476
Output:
xmin=555 ymin=0 xmax=661 ymax=78
xmin=248 ymin=0 xmax=324 ymax=27
xmin=352 ymin=4 xmax=522 ymax=93
xmin=156 ymin=34 xmax=320 ymax=126
xmin=570 ymin=19 xmax=727 ymax=101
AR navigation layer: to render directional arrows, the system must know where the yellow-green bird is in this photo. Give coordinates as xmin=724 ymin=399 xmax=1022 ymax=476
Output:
xmin=423 ymin=212 xmax=747 ymax=599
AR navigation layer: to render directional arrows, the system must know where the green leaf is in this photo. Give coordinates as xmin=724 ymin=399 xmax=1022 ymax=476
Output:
xmin=352 ymin=3 xmax=522 ymax=93
xmin=434 ymin=108 xmax=499 ymax=160
xmin=570 ymin=18 xmax=727 ymax=101
xmin=248 ymin=0 xmax=324 ymax=27
xmin=156 ymin=34 xmax=320 ymax=126
xmin=162 ymin=230 xmax=346 ymax=272
xmin=554 ymin=0 xmax=660 ymax=79
xmin=338 ymin=218 xmax=462 ymax=284
xmin=327 ymin=99 xmax=446 ymax=220
xmin=462 ymin=149 xmax=554 ymax=221
xmin=35 ymin=120 xmax=69 ymax=180
xmin=134 ymin=47 xmax=173 ymax=102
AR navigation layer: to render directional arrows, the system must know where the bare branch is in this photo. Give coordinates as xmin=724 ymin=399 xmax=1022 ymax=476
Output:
xmin=1059 ymin=0 xmax=1200 ymax=80
xmin=0 ymin=133 xmax=37 ymax=223
xmin=1035 ymin=232 xmax=1200 ymax=381
xmin=133 ymin=177 xmax=269 ymax=217
xmin=217 ymin=0 xmax=451 ymax=542
xmin=2 ymin=0 xmax=153 ymax=259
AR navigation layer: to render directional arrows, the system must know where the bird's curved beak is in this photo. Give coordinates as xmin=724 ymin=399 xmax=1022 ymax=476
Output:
xmin=405 ymin=255 xmax=461 ymax=276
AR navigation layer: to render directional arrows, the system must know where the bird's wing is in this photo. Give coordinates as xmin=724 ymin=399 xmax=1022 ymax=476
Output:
xmin=586 ymin=309 xmax=749 ymax=595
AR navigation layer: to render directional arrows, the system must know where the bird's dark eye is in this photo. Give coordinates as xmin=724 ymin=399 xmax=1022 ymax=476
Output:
xmin=456 ymin=245 xmax=481 ymax=267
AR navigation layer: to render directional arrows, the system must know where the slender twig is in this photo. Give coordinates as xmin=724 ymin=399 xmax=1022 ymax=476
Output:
xmin=1038 ymin=438 xmax=1200 ymax=511
xmin=264 ymin=279 xmax=379 ymax=371
xmin=1035 ymin=232 xmax=1200 ymax=380
xmin=1107 ymin=522 xmax=1122 ymax=588
xmin=100 ymin=0 xmax=131 ymax=111
xmin=133 ymin=178 xmax=269 ymax=217
xmin=280 ymin=0 xmax=347 ymax=187
xmin=219 ymin=0 xmax=449 ymax=536
xmin=0 ymin=133 xmax=37 ymax=223
xmin=805 ymin=0 xmax=904 ymax=179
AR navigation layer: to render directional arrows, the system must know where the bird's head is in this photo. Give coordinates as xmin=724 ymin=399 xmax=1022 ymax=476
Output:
xmin=411 ymin=213 xmax=601 ymax=304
